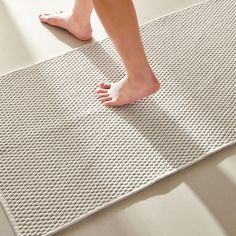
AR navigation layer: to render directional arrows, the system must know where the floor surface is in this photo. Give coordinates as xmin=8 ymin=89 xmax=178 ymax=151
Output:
xmin=1 ymin=0 xmax=236 ymax=235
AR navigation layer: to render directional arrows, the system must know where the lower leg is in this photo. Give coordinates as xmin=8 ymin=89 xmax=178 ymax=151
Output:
xmin=72 ymin=0 xmax=93 ymax=23
xmin=39 ymin=0 xmax=93 ymax=40
xmin=92 ymin=0 xmax=150 ymax=78
xmin=93 ymin=0 xmax=160 ymax=106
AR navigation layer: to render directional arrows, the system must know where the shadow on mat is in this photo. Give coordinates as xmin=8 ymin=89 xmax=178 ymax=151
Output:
xmin=111 ymin=97 xmax=236 ymax=236
xmin=41 ymin=24 xmax=125 ymax=83
xmin=56 ymin=144 xmax=236 ymax=236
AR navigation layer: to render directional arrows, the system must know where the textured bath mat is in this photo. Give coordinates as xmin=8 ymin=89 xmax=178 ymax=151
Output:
xmin=1 ymin=0 xmax=236 ymax=235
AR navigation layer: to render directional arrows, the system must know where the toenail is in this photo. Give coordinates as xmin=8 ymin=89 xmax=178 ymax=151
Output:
xmin=104 ymin=83 xmax=110 ymax=87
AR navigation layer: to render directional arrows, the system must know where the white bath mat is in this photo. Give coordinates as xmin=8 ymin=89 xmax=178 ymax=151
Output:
xmin=0 ymin=0 xmax=236 ymax=235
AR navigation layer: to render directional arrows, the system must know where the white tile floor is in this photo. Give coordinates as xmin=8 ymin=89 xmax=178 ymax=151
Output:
xmin=1 ymin=0 xmax=236 ymax=235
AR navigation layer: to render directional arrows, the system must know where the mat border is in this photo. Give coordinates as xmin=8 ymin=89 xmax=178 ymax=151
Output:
xmin=46 ymin=140 xmax=236 ymax=236
xmin=2 ymin=1 xmax=232 ymax=236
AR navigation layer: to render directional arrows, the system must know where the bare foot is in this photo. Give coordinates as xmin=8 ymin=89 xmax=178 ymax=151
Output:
xmin=39 ymin=11 xmax=92 ymax=41
xmin=96 ymin=73 xmax=160 ymax=106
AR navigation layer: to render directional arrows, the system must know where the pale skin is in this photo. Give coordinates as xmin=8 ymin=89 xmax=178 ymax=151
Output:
xmin=39 ymin=0 xmax=160 ymax=106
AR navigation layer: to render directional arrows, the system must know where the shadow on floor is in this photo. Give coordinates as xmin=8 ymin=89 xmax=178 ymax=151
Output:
xmin=0 ymin=1 xmax=34 ymax=75
xmin=40 ymin=22 xmax=92 ymax=49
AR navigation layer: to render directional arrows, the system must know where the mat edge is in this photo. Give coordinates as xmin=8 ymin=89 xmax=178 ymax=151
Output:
xmin=0 ymin=193 xmax=21 ymax=236
xmin=45 ymin=140 xmax=236 ymax=236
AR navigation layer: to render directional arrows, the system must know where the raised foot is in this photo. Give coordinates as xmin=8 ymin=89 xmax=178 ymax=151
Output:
xmin=39 ymin=11 xmax=92 ymax=41
xmin=96 ymin=75 xmax=160 ymax=107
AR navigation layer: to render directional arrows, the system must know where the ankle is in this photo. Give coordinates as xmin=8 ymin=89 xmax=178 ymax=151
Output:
xmin=126 ymin=68 xmax=160 ymax=90
xmin=127 ymin=67 xmax=156 ymax=82
xmin=70 ymin=12 xmax=91 ymax=28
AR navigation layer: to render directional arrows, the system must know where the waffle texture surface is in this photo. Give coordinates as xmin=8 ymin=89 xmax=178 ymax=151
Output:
xmin=0 ymin=0 xmax=236 ymax=235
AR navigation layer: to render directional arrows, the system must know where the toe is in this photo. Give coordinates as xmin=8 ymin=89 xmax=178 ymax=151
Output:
xmin=103 ymin=98 xmax=129 ymax=107
xmin=39 ymin=13 xmax=49 ymax=17
xmin=96 ymin=88 xmax=109 ymax=94
xmin=99 ymin=81 xmax=111 ymax=89
xmin=39 ymin=14 xmax=48 ymax=22
xmin=39 ymin=12 xmax=64 ymax=25
xmin=39 ymin=11 xmax=62 ymax=17
xmin=103 ymin=100 xmax=117 ymax=106
xmin=99 ymin=96 xmax=112 ymax=103
xmin=97 ymin=93 xmax=109 ymax=98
